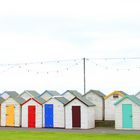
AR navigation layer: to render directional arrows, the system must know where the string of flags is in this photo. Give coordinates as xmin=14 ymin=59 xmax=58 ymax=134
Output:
xmin=0 ymin=57 xmax=140 ymax=74
xmin=0 ymin=59 xmax=82 ymax=74
xmin=87 ymin=57 xmax=140 ymax=71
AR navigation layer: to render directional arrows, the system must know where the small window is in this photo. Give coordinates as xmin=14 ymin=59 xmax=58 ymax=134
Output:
xmin=113 ymin=94 xmax=119 ymax=98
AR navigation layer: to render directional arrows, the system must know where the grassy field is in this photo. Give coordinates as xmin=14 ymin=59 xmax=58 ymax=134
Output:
xmin=0 ymin=130 xmax=140 ymax=140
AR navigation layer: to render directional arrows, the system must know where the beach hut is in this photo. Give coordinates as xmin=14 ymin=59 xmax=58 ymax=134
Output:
xmin=65 ymin=96 xmax=95 ymax=129
xmin=114 ymin=95 xmax=140 ymax=130
xmin=21 ymin=97 xmax=45 ymax=128
xmin=40 ymin=90 xmax=60 ymax=101
xmin=83 ymin=90 xmax=105 ymax=120
xmin=62 ymin=90 xmax=82 ymax=101
xmin=0 ymin=92 xmax=25 ymax=127
xmin=104 ymin=90 xmax=127 ymax=120
xmin=43 ymin=97 xmax=69 ymax=128
xmin=19 ymin=90 xmax=40 ymax=101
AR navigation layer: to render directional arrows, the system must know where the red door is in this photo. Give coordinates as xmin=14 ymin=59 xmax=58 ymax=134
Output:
xmin=72 ymin=106 xmax=81 ymax=128
xmin=28 ymin=106 xmax=36 ymax=128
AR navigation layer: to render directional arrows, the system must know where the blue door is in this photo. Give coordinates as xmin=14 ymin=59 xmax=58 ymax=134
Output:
xmin=122 ymin=104 xmax=132 ymax=128
xmin=45 ymin=104 xmax=53 ymax=128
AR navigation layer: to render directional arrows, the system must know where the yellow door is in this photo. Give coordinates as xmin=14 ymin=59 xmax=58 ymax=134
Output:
xmin=6 ymin=105 xmax=14 ymax=126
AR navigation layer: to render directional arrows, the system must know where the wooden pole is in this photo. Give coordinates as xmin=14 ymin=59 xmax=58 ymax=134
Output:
xmin=83 ymin=58 xmax=86 ymax=94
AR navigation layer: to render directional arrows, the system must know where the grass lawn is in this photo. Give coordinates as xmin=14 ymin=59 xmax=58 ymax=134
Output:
xmin=0 ymin=130 xmax=140 ymax=140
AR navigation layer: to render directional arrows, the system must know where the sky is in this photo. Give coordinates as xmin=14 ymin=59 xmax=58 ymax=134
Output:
xmin=0 ymin=0 xmax=140 ymax=95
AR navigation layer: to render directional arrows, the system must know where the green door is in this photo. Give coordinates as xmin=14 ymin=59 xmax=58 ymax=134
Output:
xmin=122 ymin=104 xmax=132 ymax=128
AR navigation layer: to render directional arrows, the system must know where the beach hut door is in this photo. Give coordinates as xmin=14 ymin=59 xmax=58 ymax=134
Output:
xmin=6 ymin=105 xmax=15 ymax=126
xmin=122 ymin=104 xmax=132 ymax=128
xmin=28 ymin=106 xmax=36 ymax=128
xmin=72 ymin=106 xmax=81 ymax=128
xmin=45 ymin=104 xmax=53 ymax=128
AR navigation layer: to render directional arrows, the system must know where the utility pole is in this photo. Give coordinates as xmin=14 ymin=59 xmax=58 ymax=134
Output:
xmin=83 ymin=58 xmax=86 ymax=94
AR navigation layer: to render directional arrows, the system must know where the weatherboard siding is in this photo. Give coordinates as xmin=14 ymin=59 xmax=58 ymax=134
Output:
xmin=43 ymin=98 xmax=65 ymax=128
xmin=115 ymin=98 xmax=140 ymax=130
xmin=65 ymin=98 xmax=95 ymax=129
xmin=1 ymin=98 xmax=20 ymax=127
xmin=84 ymin=92 xmax=104 ymax=120
xmin=22 ymin=99 xmax=42 ymax=128
xmin=105 ymin=95 xmax=123 ymax=120
xmin=87 ymin=106 xmax=95 ymax=128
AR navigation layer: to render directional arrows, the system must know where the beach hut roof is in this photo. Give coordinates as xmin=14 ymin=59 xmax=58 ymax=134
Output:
xmin=84 ymin=89 xmax=105 ymax=97
xmin=20 ymin=90 xmax=40 ymax=97
xmin=22 ymin=96 xmax=46 ymax=105
xmin=14 ymin=96 xmax=26 ymax=104
xmin=104 ymin=90 xmax=127 ymax=99
xmin=0 ymin=94 xmax=25 ymax=104
xmin=34 ymin=97 xmax=46 ymax=104
xmin=54 ymin=97 xmax=69 ymax=104
xmin=65 ymin=95 xmax=95 ymax=107
xmin=2 ymin=91 xmax=19 ymax=98
xmin=40 ymin=90 xmax=60 ymax=97
xmin=62 ymin=90 xmax=82 ymax=98
xmin=114 ymin=95 xmax=140 ymax=106
xmin=43 ymin=96 xmax=69 ymax=104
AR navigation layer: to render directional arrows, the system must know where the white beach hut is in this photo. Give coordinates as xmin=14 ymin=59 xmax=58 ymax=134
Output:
xmin=65 ymin=96 xmax=95 ymax=129
xmin=43 ymin=97 xmax=69 ymax=128
xmin=115 ymin=95 xmax=140 ymax=130
xmin=83 ymin=90 xmax=105 ymax=120
xmin=21 ymin=97 xmax=45 ymax=128
xmin=104 ymin=90 xmax=127 ymax=120
xmin=0 ymin=91 xmax=25 ymax=127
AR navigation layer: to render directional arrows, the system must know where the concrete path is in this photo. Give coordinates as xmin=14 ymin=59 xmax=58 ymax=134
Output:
xmin=0 ymin=127 xmax=140 ymax=134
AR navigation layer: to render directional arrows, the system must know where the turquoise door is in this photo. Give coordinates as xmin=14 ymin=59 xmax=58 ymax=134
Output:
xmin=122 ymin=104 xmax=132 ymax=128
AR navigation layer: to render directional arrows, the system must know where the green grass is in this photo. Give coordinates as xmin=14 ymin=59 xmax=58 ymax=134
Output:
xmin=0 ymin=130 xmax=139 ymax=140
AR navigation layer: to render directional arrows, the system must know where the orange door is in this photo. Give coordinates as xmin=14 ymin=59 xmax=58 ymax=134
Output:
xmin=6 ymin=105 xmax=14 ymax=126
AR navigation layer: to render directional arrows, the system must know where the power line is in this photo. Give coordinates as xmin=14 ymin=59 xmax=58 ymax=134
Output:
xmin=88 ymin=57 xmax=140 ymax=60
xmin=0 ymin=58 xmax=82 ymax=66
xmin=1 ymin=57 xmax=140 ymax=66
xmin=1 ymin=57 xmax=140 ymax=75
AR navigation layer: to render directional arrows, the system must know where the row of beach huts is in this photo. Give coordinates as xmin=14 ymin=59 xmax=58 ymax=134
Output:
xmin=0 ymin=89 xmax=140 ymax=130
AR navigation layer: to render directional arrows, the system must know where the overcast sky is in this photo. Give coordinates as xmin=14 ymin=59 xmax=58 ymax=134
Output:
xmin=0 ymin=0 xmax=140 ymax=95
